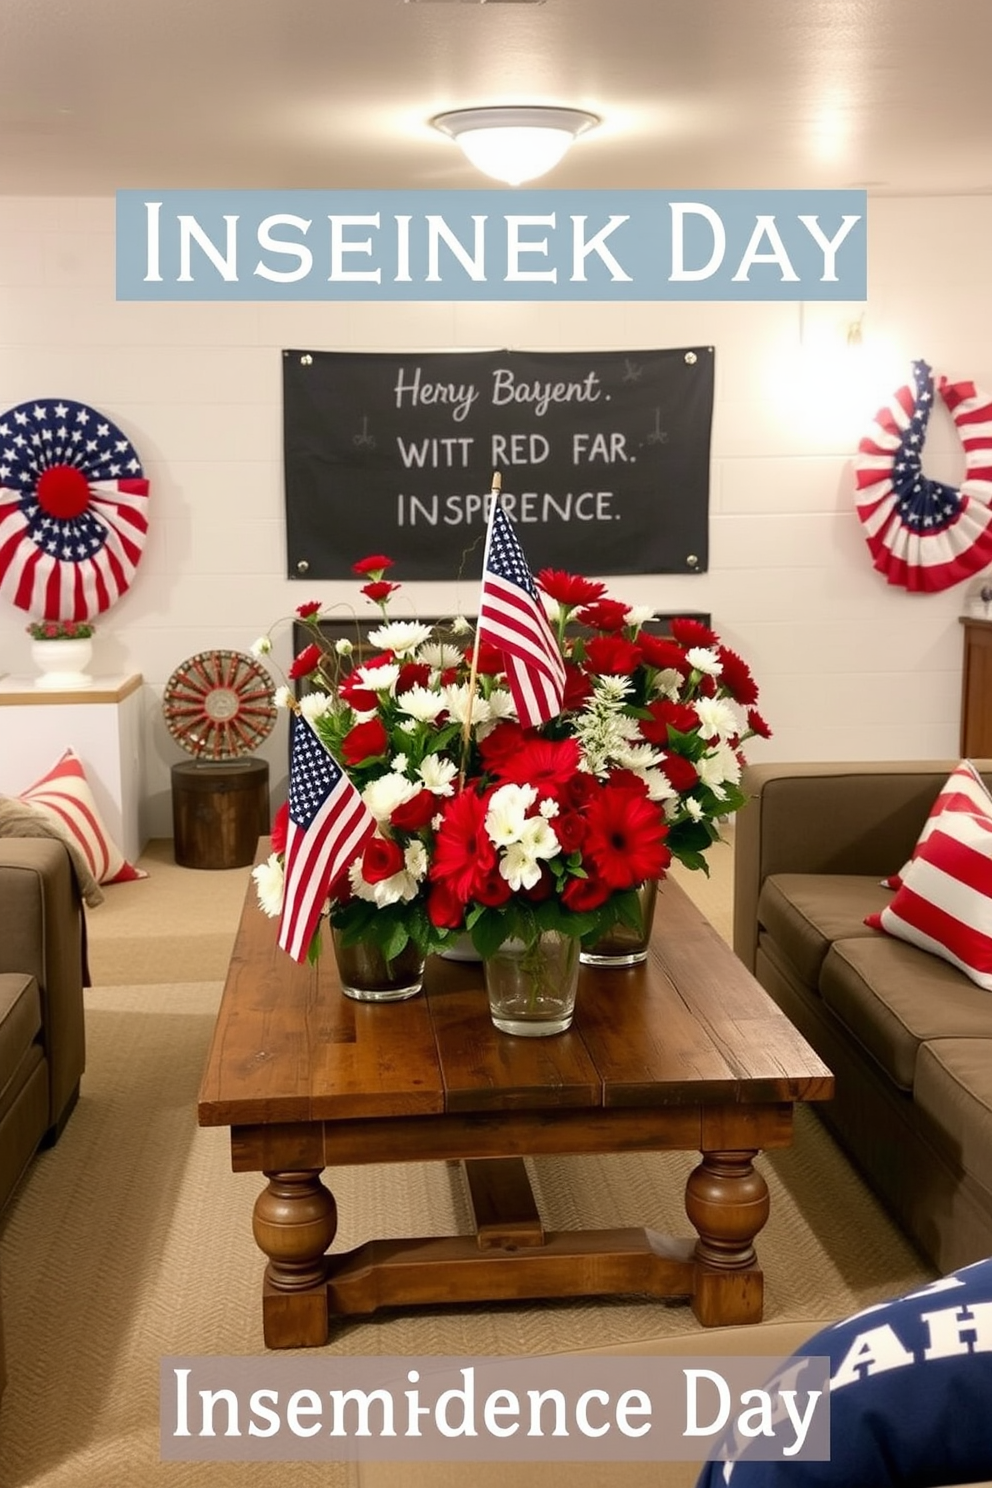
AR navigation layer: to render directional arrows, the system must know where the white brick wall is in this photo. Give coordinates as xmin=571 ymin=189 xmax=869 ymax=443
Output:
xmin=0 ymin=195 xmax=985 ymax=840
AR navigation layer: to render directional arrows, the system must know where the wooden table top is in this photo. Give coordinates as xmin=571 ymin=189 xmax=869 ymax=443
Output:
xmin=198 ymin=874 xmax=833 ymax=1130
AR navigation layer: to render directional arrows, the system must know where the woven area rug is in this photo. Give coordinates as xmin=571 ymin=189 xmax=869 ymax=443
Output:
xmin=0 ymin=979 xmax=935 ymax=1488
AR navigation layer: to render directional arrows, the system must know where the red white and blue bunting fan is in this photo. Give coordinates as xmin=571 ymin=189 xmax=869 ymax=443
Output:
xmin=854 ymin=360 xmax=992 ymax=592
xmin=0 ymin=398 xmax=150 ymax=621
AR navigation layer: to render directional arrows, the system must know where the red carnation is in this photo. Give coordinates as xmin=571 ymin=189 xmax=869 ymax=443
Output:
xmin=341 ymin=717 xmax=389 ymax=766
xmin=353 ymin=554 xmax=394 ymax=575
xmin=583 ymin=635 xmax=642 ymax=676
xmin=395 ymin=661 xmax=431 ymax=695
xmin=362 ymin=835 xmax=405 ymax=884
xmin=637 ymin=634 xmax=690 ymax=673
xmin=747 ymin=708 xmax=773 ymax=739
xmin=288 ymin=643 xmax=323 ymax=680
xmin=717 ymin=646 xmax=759 ymax=705
xmin=576 ymin=599 xmax=631 ymax=633
xmin=562 ymin=661 xmax=594 ymax=710
xmin=390 ymin=789 xmax=437 ymax=831
xmin=639 ymin=699 xmax=699 ymax=745
xmin=669 ymin=616 xmax=718 ymax=648
xmin=536 ymin=569 xmax=607 ymax=608
xmin=295 ymin=600 xmax=322 ymax=619
xmin=270 ymin=801 xmax=289 ymax=854
xmin=660 ymin=751 xmax=699 ymax=792
xmin=361 ymin=580 xmax=400 ymax=604
xmin=472 ymin=640 xmax=508 ymax=676
xmin=582 ymin=785 xmax=671 ymax=891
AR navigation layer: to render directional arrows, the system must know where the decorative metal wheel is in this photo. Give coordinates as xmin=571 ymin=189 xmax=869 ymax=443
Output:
xmin=162 ymin=650 xmax=276 ymax=760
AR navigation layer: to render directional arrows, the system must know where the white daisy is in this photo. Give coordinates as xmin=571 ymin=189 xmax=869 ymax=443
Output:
xmin=397 ymin=684 xmax=447 ymax=723
xmin=419 ymin=756 xmax=459 ymax=796
xmin=251 ymin=854 xmax=284 ymax=917
xmin=367 ymin=621 xmax=433 ymax=656
xmin=250 ymin=635 xmax=272 ymax=657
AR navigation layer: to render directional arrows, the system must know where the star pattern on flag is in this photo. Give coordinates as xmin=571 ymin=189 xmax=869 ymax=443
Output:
xmin=889 ymin=363 xmax=961 ymax=534
xmin=288 ymin=715 xmax=346 ymax=826
xmin=0 ymin=397 xmax=150 ymax=620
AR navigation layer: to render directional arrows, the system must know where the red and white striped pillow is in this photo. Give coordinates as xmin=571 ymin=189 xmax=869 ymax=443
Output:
xmin=885 ymin=759 xmax=992 ymax=889
xmin=867 ymin=807 xmax=992 ymax=990
xmin=18 ymin=748 xmax=146 ymax=886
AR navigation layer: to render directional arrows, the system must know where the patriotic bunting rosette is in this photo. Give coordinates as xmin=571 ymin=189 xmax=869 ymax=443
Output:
xmin=249 ymin=505 xmax=768 ymax=965
xmin=0 ymin=398 xmax=150 ymax=621
xmin=854 ymin=361 xmax=992 ymax=592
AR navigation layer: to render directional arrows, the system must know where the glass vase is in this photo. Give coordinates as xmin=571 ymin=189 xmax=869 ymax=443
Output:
xmin=331 ymin=930 xmax=425 ymax=1003
xmin=579 ymin=879 xmax=658 ymax=967
xmin=483 ymin=929 xmax=580 ymax=1037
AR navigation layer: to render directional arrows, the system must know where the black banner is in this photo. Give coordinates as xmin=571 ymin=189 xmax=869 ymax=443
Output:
xmin=282 ymin=347 xmax=714 ymax=580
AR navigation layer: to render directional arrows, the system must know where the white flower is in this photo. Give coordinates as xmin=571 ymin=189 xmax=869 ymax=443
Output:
xmin=645 ymin=769 xmax=680 ymax=802
xmin=357 ymin=662 xmax=399 ymax=694
xmin=299 ymin=691 xmax=331 ymax=721
xmin=686 ymin=646 xmax=723 ymax=678
xmin=390 ymin=753 xmax=409 ymax=775
xmin=540 ymin=593 xmax=561 ymax=624
xmin=485 ymin=783 xmax=538 ymax=846
xmin=250 ymin=635 xmax=272 ymax=657
xmin=419 ymin=640 xmax=464 ymax=669
xmin=251 ymin=853 xmax=284 ymax=917
xmin=652 ymin=668 xmax=683 ymax=702
xmin=397 ymin=684 xmax=446 ymax=723
xmin=696 ymin=743 xmax=742 ymax=798
xmin=498 ymin=819 xmax=560 ymax=892
xmin=367 ymin=621 xmax=433 ymax=656
xmin=443 ymin=683 xmax=491 ymax=727
xmin=362 ymin=773 xmax=418 ymax=821
xmin=450 ymin=615 xmax=471 ymax=635
xmin=335 ymin=637 xmax=353 ymax=657
xmin=685 ymin=797 xmax=705 ymax=821
xmin=539 ymin=797 xmax=560 ymax=819
xmin=484 ymin=687 xmax=516 ymax=720
xmin=348 ymin=856 xmax=420 ymax=907
xmin=419 ymin=756 xmax=458 ymax=796
xmin=273 ymin=685 xmax=294 ymax=710
xmin=695 ymin=695 xmax=747 ymax=742
xmin=626 ymin=606 xmax=658 ymax=629
xmin=404 ymin=840 xmax=428 ymax=881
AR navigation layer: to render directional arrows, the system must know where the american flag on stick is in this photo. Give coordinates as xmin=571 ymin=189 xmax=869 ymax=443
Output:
xmin=477 ymin=482 xmax=566 ymax=729
xmin=278 ymin=713 xmax=376 ymax=963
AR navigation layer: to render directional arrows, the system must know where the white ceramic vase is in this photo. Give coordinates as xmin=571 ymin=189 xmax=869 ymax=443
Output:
xmin=31 ymin=637 xmax=94 ymax=690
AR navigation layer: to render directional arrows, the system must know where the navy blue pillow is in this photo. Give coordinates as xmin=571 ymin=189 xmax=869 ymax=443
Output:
xmin=696 ymin=1257 xmax=992 ymax=1487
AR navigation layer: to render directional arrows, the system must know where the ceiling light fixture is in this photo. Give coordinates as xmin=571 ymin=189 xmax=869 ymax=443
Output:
xmin=431 ymin=105 xmax=599 ymax=185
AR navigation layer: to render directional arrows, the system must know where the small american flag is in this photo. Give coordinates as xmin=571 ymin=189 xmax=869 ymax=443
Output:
xmin=478 ymin=499 xmax=566 ymax=728
xmin=278 ymin=714 xmax=376 ymax=963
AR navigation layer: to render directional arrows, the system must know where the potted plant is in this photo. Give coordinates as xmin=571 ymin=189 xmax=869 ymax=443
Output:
xmin=26 ymin=618 xmax=96 ymax=690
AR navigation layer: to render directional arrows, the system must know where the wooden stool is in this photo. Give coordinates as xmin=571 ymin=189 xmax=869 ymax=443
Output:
xmin=171 ymin=759 xmax=270 ymax=870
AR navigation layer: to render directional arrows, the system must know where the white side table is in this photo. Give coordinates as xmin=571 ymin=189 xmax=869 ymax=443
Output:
xmin=0 ymin=674 xmax=145 ymax=862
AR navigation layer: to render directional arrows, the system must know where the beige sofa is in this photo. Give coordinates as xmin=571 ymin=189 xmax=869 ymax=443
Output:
xmin=734 ymin=760 xmax=992 ymax=1276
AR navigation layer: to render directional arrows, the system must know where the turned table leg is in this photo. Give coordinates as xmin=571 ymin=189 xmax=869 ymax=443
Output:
xmin=251 ymin=1169 xmax=337 ymax=1347
xmin=685 ymin=1149 xmax=770 ymax=1326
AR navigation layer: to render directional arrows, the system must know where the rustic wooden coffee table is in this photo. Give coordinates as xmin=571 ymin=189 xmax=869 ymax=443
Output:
xmin=198 ymin=874 xmax=833 ymax=1348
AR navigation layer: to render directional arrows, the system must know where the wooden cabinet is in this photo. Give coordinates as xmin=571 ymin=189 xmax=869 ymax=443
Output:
xmin=959 ymin=617 xmax=992 ymax=757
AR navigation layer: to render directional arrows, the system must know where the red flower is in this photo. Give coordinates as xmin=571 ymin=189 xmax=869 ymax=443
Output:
xmin=562 ymin=660 xmax=593 ymax=710
xmin=390 ymin=789 xmax=437 ymax=831
xmin=428 ymin=880 xmax=464 ymax=929
xmin=747 ymin=708 xmax=773 ymax=739
xmin=576 ymin=599 xmax=631 ymax=633
xmin=637 ymin=634 xmax=690 ymax=673
xmin=288 ymin=643 xmax=323 ymax=680
xmin=353 ymin=554 xmax=394 ymax=575
xmin=717 ymin=646 xmax=759 ymax=705
xmin=660 ymin=751 xmax=699 ymax=792
xmin=429 ymin=789 xmax=498 ymax=904
xmin=361 ymin=580 xmax=400 ymax=604
xmin=472 ymin=640 xmax=508 ymax=676
xmin=582 ymin=786 xmax=671 ymax=890
xmin=489 ymin=736 xmax=581 ymax=793
xmin=522 ymin=865 xmax=556 ymax=902
xmin=473 ymin=866 xmax=514 ymax=908
xmin=341 ymin=717 xmax=388 ymax=766
xmin=536 ymin=569 xmax=607 ymax=607
xmin=270 ymin=801 xmax=289 ymax=854
xmin=478 ymin=721 xmax=527 ymax=774
xmin=640 ymin=699 xmax=699 ymax=745
xmin=669 ymin=616 xmax=718 ymax=648
xmin=295 ymin=600 xmax=322 ymax=619
xmin=395 ymin=661 xmax=431 ymax=694
xmin=552 ymin=810 xmax=587 ymax=854
xmin=362 ymin=835 xmax=405 ymax=884
xmin=561 ymin=874 xmax=613 ymax=912
xmin=583 ymin=635 xmax=642 ymax=676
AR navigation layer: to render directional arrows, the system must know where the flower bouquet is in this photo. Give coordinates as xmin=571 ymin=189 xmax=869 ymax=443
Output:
xmin=26 ymin=618 xmax=95 ymax=640
xmin=252 ymin=513 xmax=769 ymax=1010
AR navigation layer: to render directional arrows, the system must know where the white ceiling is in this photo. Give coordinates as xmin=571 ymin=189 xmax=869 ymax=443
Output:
xmin=2 ymin=0 xmax=991 ymax=197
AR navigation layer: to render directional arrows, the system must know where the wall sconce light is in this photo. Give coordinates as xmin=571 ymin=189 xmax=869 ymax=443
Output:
xmin=431 ymin=105 xmax=600 ymax=185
